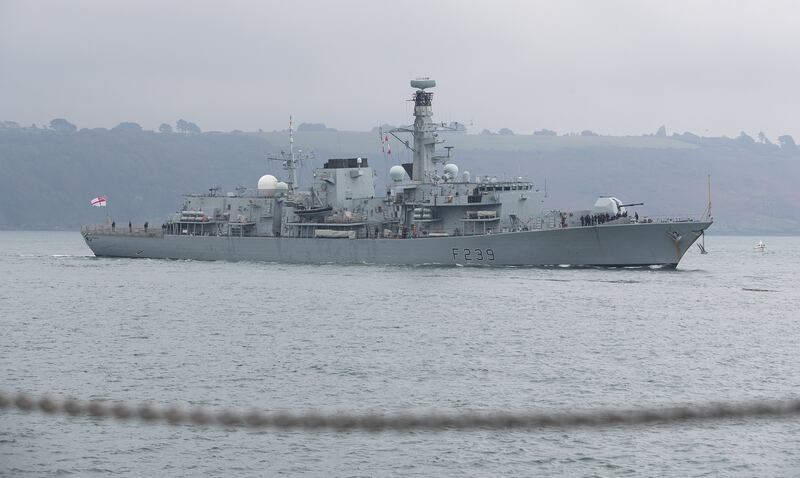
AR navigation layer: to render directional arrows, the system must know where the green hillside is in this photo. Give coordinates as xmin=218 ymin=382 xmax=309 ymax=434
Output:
xmin=1 ymin=125 xmax=797 ymax=233
xmin=258 ymin=130 xmax=697 ymax=155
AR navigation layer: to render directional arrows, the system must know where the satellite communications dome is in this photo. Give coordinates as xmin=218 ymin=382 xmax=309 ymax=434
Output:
xmin=258 ymin=174 xmax=278 ymax=196
xmin=443 ymin=163 xmax=459 ymax=179
xmin=276 ymin=181 xmax=289 ymax=193
xmin=389 ymin=165 xmax=406 ymax=182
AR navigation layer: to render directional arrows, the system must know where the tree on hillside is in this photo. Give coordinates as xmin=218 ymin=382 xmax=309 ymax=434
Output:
xmin=176 ymin=119 xmax=201 ymax=135
xmin=0 ymin=120 xmax=20 ymax=129
xmin=112 ymin=122 xmax=143 ymax=133
xmin=159 ymin=123 xmax=173 ymax=134
xmin=498 ymin=128 xmax=514 ymax=135
xmin=580 ymin=130 xmax=598 ymax=137
xmin=737 ymin=131 xmax=755 ymax=144
xmin=49 ymin=118 xmax=77 ymax=133
xmin=778 ymin=135 xmax=798 ymax=151
xmin=534 ymin=129 xmax=557 ymax=136
xmin=673 ymin=131 xmax=701 ymax=143
xmin=297 ymin=122 xmax=336 ymax=132
xmin=186 ymin=122 xmax=201 ymax=135
xmin=757 ymin=132 xmax=772 ymax=145
xmin=480 ymin=129 xmax=494 ymax=135
xmin=655 ymin=125 xmax=667 ymax=137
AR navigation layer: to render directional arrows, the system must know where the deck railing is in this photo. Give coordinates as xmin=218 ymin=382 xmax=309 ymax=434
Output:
xmin=638 ymin=214 xmax=708 ymax=224
xmin=81 ymin=225 xmax=163 ymax=238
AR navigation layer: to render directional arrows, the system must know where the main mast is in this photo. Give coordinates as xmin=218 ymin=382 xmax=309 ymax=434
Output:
xmin=410 ymin=78 xmax=437 ymax=182
xmin=387 ymin=78 xmax=456 ymax=183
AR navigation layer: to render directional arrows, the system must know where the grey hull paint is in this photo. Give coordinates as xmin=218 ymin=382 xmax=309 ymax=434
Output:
xmin=83 ymin=221 xmax=711 ymax=267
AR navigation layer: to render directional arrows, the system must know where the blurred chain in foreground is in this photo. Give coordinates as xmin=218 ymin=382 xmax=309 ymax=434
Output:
xmin=2 ymin=390 xmax=799 ymax=431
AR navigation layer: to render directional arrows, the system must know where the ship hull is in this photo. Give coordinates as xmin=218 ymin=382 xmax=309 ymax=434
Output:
xmin=82 ymin=221 xmax=711 ymax=267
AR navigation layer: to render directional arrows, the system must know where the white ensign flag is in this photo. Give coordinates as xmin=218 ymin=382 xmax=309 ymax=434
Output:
xmin=90 ymin=196 xmax=108 ymax=207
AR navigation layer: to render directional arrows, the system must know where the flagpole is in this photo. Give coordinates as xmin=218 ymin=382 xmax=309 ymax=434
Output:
xmin=90 ymin=195 xmax=110 ymax=226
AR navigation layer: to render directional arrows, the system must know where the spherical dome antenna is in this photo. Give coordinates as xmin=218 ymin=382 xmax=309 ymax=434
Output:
xmin=443 ymin=163 xmax=459 ymax=179
xmin=276 ymin=181 xmax=289 ymax=193
xmin=389 ymin=165 xmax=406 ymax=182
xmin=258 ymin=174 xmax=278 ymax=196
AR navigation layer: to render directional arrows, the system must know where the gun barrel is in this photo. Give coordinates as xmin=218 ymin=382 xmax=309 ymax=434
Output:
xmin=619 ymin=202 xmax=644 ymax=207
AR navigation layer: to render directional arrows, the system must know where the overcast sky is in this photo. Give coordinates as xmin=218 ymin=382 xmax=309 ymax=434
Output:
xmin=1 ymin=0 xmax=799 ymax=138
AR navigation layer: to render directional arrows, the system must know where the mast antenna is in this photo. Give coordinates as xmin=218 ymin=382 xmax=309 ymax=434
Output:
xmin=267 ymin=115 xmax=313 ymax=192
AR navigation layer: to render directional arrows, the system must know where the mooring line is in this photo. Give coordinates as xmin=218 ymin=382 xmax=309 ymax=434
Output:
xmin=3 ymin=390 xmax=800 ymax=431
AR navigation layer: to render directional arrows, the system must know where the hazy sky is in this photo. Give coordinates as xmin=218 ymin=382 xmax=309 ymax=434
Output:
xmin=2 ymin=0 xmax=799 ymax=138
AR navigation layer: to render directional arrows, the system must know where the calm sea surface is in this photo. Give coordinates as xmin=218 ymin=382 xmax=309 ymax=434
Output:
xmin=1 ymin=231 xmax=799 ymax=477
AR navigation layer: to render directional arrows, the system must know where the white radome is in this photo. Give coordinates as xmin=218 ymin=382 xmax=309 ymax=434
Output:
xmin=389 ymin=165 xmax=406 ymax=182
xmin=276 ymin=181 xmax=289 ymax=193
xmin=258 ymin=174 xmax=278 ymax=196
xmin=443 ymin=163 xmax=459 ymax=179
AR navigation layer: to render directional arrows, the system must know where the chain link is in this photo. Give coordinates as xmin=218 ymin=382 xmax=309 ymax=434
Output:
xmin=2 ymin=390 xmax=799 ymax=431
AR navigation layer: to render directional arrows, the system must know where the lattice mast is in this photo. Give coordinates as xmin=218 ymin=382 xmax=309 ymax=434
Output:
xmin=268 ymin=116 xmax=312 ymax=192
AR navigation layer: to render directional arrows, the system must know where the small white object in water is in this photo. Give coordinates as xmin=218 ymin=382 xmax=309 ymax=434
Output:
xmin=754 ymin=240 xmax=766 ymax=252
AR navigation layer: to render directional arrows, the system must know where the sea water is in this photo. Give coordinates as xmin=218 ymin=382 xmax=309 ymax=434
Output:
xmin=1 ymin=231 xmax=799 ymax=477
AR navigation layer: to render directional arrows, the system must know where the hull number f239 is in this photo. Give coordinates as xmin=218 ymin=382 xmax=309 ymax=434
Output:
xmin=452 ymin=248 xmax=495 ymax=262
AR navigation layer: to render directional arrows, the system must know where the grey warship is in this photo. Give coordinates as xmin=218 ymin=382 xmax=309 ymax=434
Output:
xmin=82 ymin=78 xmax=712 ymax=267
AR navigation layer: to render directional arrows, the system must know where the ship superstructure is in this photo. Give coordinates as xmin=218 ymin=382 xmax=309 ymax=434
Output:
xmin=82 ymin=79 xmax=712 ymax=267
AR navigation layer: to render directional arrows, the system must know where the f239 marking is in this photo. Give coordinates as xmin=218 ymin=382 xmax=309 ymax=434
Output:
xmin=452 ymin=248 xmax=495 ymax=262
